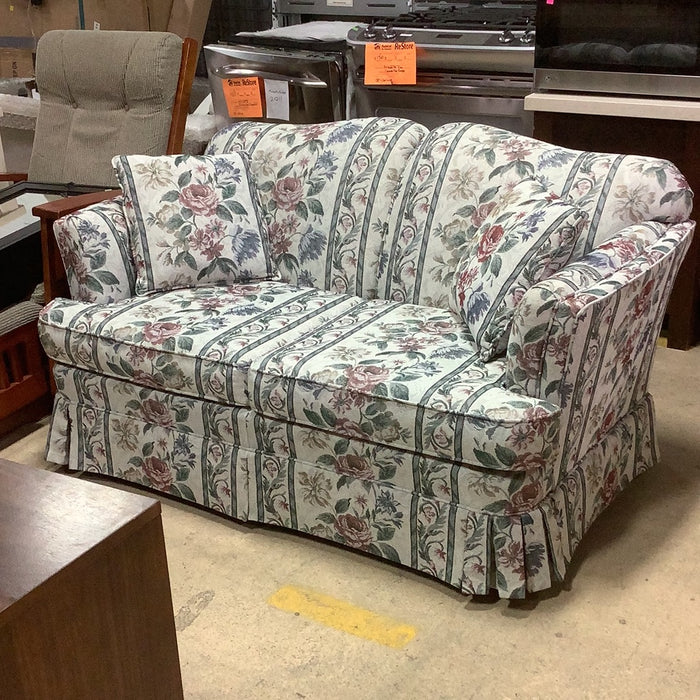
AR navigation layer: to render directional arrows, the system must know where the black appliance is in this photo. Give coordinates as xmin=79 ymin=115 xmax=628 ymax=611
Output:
xmin=535 ymin=0 xmax=700 ymax=99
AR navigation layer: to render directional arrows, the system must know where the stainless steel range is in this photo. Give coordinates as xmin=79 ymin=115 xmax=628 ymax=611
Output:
xmin=347 ymin=1 xmax=536 ymax=134
xmin=276 ymin=0 xmax=410 ymax=23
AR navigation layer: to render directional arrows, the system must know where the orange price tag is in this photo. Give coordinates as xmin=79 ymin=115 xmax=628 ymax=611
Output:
xmin=222 ymin=76 xmax=263 ymax=118
xmin=364 ymin=42 xmax=417 ymax=86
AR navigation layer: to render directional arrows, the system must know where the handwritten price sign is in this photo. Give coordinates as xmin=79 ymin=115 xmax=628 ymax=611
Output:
xmin=364 ymin=42 xmax=417 ymax=85
xmin=222 ymin=76 xmax=263 ymax=118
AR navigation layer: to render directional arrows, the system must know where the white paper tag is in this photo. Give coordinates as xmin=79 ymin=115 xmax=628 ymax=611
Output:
xmin=264 ymin=79 xmax=290 ymax=122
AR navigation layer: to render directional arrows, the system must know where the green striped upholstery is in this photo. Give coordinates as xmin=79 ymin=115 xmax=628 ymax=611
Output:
xmin=206 ymin=118 xmax=428 ymax=299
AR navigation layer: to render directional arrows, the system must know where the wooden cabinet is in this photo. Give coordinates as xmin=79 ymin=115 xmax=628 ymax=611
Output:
xmin=529 ymin=103 xmax=700 ymax=350
xmin=0 ymin=459 xmax=183 ymax=699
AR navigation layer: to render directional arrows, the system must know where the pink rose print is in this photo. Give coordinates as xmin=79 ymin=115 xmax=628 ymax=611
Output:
xmin=192 ymin=222 xmax=225 ymax=261
xmin=604 ymin=237 xmax=640 ymax=263
xmin=477 ymin=224 xmax=505 ymax=261
xmin=503 ymin=137 xmax=532 ymax=162
xmin=179 ymin=183 xmax=220 ymax=217
xmin=142 ymin=321 xmax=182 ymax=344
xmin=140 ymin=398 xmax=175 ymax=428
xmin=512 ymin=452 xmax=547 ymax=471
xmin=272 ymin=176 xmax=304 ymax=211
xmin=506 ymin=482 xmax=542 ymax=515
xmin=514 ymin=338 xmax=546 ymax=380
xmin=334 ymin=454 xmax=374 ymax=480
xmin=143 ymin=455 xmax=173 ymax=491
xmin=344 ymin=365 xmax=391 ymax=391
xmin=471 ymin=201 xmax=497 ymax=228
xmin=334 ymin=513 xmax=373 ymax=550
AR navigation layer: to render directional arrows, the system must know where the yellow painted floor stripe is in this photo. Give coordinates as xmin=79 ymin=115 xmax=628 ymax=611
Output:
xmin=267 ymin=585 xmax=416 ymax=649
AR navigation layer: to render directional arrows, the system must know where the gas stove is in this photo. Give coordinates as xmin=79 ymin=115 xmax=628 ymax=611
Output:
xmin=347 ymin=1 xmax=536 ymax=75
xmin=384 ymin=3 xmax=535 ymax=31
xmin=347 ymin=0 xmax=536 ymax=135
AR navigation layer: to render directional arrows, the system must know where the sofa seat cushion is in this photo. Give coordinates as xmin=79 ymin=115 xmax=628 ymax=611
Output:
xmin=39 ymin=281 xmax=364 ymax=406
xmin=249 ymin=298 xmax=562 ymax=471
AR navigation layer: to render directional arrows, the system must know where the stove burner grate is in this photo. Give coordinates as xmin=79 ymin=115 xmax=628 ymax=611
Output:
xmin=373 ymin=6 xmax=535 ymax=32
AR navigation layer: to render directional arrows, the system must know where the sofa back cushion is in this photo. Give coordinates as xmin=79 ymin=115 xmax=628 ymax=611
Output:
xmin=378 ymin=121 xmax=692 ymax=310
xmin=448 ymin=123 xmax=694 ymax=257
xmin=206 ymin=117 xmax=428 ymax=298
xmin=451 ymin=179 xmax=587 ymax=361
xmin=113 ymin=153 xmax=276 ymax=295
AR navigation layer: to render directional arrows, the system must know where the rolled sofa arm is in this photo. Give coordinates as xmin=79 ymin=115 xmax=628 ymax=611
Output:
xmin=33 ymin=190 xmax=121 ymax=303
xmin=506 ymin=219 xmax=695 ymax=470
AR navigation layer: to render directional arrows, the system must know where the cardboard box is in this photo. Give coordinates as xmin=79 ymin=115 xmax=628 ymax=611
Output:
xmin=1 ymin=2 xmax=81 ymax=38
xmin=167 ymin=0 xmax=212 ymax=45
xmin=0 ymin=0 xmax=176 ymax=38
xmin=0 ymin=0 xmax=210 ymax=76
xmin=0 ymin=48 xmax=34 ymax=78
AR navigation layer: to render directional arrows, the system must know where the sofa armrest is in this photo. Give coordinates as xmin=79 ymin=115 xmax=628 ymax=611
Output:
xmin=506 ymin=220 xmax=695 ymax=469
xmin=0 ymin=172 xmax=28 ymax=183
xmin=32 ymin=190 xmax=120 ymax=303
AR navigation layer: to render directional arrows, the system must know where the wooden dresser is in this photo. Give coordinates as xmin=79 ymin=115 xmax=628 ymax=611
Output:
xmin=0 ymin=459 xmax=183 ymax=699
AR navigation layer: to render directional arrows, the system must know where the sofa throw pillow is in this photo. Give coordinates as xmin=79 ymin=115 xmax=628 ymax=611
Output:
xmin=112 ymin=153 xmax=276 ymax=295
xmin=451 ymin=178 xmax=588 ymax=361
xmin=53 ymin=195 xmax=136 ymax=303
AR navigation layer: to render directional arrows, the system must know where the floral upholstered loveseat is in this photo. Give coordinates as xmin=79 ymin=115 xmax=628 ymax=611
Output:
xmin=38 ymin=117 xmax=694 ymax=598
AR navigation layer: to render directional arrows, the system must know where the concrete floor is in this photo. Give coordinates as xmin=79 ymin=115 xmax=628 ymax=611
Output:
xmin=2 ymin=344 xmax=699 ymax=699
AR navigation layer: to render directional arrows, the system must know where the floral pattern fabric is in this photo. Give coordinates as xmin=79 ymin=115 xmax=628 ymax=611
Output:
xmin=45 ymin=362 xmax=659 ymax=599
xmin=379 ymin=121 xmax=693 ymax=312
xmin=48 ymin=365 xmax=251 ymax=519
xmin=252 ymin=412 xmax=558 ymax=517
xmin=39 ymin=279 xmax=561 ymax=471
xmin=112 ymin=153 xmax=276 ymax=294
xmin=39 ymin=281 xmax=364 ymax=406
xmin=53 ymin=195 xmax=135 ymax=303
xmin=250 ymin=297 xmax=561 ymax=470
xmin=38 ymin=118 xmax=695 ymax=599
xmin=206 ymin=117 xmax=428 ymax=299
xmin=507 ymin=220 xmax=694 ymax=476
xmin=506 ymin=221 xmax=669 ymax=398
xmin=446 ymin=122 xmax=693 ymax=256
xmin=451 ymin=178 xmax=587 ymax=360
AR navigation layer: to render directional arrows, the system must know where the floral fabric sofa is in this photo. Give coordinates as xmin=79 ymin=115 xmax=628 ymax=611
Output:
xmin=38 ymin=117 xmax=694 ymax=598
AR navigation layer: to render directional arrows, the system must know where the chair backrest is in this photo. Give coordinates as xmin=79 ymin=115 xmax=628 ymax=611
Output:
xmin=28 ymin=30 xmax=196 ymax=189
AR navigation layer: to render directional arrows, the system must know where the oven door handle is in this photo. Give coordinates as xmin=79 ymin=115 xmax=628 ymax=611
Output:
xmin=213 ymin=66 xmax=328 ymax=88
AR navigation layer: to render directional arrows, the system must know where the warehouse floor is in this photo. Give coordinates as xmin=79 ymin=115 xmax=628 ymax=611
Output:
xmin=2 ymin=343 xmax=699 ymax=699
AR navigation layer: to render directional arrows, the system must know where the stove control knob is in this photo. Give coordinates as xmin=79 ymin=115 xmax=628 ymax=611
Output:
xmin=382 ymin=26 xmax=397 ymax=41
xmin=363 ymin=26 xmax=378 ymax=41
xmin=499 ymin=30 xmax=515 ymax=44
xmin=519 ymin=30 xmax=535 ymax=45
